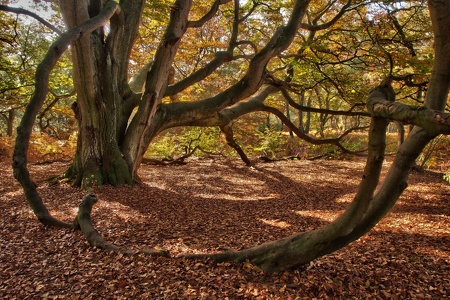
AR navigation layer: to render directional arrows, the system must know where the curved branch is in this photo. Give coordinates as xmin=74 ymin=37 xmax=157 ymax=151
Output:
xmin=162 ymin=0 xmax=311 ymax=126
xmin=186 ymin=80 xmax=393 ymax=272
xmin=165 ymin=51 xmax=232 ymax=96
xmin=187 ymin=0 xmax=232 ymax=28
xmin=123 ymin=0 xmax=194 ymax=179
xmin=38 ymin=90 xmax=76 ymax=124
xmin=12 ymin=0 xmax=120 ymax=227
xmin=299 ymin=0 xmax=352 ymax=31
xmin=368 ymin=98 xmax=450 ymax=135
xmin=75 ymin=194 xmax=170 ymax=256
xmin=0 ymin=4 xmax=62 ymax=35
xmin=220 ymin=124 xmax=252 ymax=166
xmin=165 ymin=0 xmax=240 ymax=97
xmin=260 ymin=104 xmax=367 ymax=154
xmin=75 ymin=194 xmax=121 ymax=252
xmin=280 ymin=87 xmax=370 ymax=117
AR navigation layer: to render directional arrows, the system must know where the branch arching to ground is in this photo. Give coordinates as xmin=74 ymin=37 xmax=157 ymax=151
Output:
xmin=12 ymin=1 xmax=120 ymax=227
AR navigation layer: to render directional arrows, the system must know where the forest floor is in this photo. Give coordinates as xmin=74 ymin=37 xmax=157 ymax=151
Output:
xmin=0 ymin=155 xmax=449 ymax=299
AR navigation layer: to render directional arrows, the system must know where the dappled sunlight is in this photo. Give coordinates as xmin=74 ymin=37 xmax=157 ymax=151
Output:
xmin=196 ymin=191 xmax=279 ymax=201
xmin=378 ymin=213 xmax=450 ymax=236
xmin=415 ymin=246 xmax=450 ymax=261
xmin=4 ymin=190 xmax=24 ymax=200
xmin=335 ymin=193 xmax=353 ymax=203
xmin=2 ymin=157 xmax=449 ymax=298
xmin=159 ymin=237 xmax=207 ymax=256
xmin=96 ymin=199 xmax=149 ymax=223
xmin=295 ymin=210 xmax=343 ymax=222
xmin=258 ymin=218 xmax=291 ymax=228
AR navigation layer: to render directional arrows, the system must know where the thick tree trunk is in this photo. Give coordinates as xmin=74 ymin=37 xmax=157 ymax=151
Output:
xmin=186 ymin=0 xmax=450 ymax=272
xmin=60 ymin=0 xmax=144 ymax=187
xmin=122 ymin=0 xmax=193 ymax=180
xmin=10 ymin=0 xmax=450 ymax=274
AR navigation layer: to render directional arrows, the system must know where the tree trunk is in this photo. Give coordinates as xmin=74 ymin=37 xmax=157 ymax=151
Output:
xmin=188 ymin=81 xmax=396 ymax=272
xmin=395 ymin=121 xmax=405 ymax=147
xmin=12 ymin=0 xmax=121 ymax=226
xmin=7 ymin=109 xmax=14 ymax=136
xmin=220 ymin=124 xmax=251 ymax=166
xmin=60 ymin=0 xmax=145 ymax=187
xmin=11 ymin=0 xmax=450 ymax=274
xmin=305 ymin=95 xmax=311 ymax=134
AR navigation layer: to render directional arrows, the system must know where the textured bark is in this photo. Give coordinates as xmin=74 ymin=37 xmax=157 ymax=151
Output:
xmin=186 ymin=1 xmax=450 ymax=272
xmin=426 ymin=0 xmax=450 ymax=111
xmin=395 ymin=121 xmax=405 ymax=147
xmin=367 ymin=98 xmax=450 ymax=135
xmin=75 ymin=194 xmax=120 ymax=252
xmin=122 ymin=0 xmax=193 ymax=179
xmin=10 ymin=0 xmax=450 ymax=274
xmin=60 ymin=0 xmax=144 ymax=187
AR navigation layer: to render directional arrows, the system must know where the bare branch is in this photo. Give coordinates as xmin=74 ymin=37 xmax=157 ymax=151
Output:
xmin=299 ymin=0 xmax=352 ymax=31
xmin=187 ymin=0 xmax=232 ymax=28
xmin=280 ymin=87 xmax=369 ymax=117
xmin=0 ymin=4 xmax=62 ymax=35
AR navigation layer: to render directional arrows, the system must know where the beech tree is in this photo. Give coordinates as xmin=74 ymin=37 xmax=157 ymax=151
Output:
xmin=8 ymin=0 xmax=450 ymax=272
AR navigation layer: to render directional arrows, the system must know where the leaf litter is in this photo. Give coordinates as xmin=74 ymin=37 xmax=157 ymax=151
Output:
xmin=0 ymin=156 xmax=449 ymax=299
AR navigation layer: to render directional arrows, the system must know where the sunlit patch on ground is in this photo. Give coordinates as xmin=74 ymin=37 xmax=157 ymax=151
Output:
xmin=258 ymin=218 xmax=291 ymax=228
xmin=295 ymin=209 xmax=343 ymax=222
xmin=1 ymin=157 xmax=449 ymax=298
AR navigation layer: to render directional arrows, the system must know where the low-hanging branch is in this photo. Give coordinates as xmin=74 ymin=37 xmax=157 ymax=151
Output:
xmin=12 ymin=0 xmax=120 ymax=227
xmin=185 ymin=79 xmax=394 ymax=273
xmin=368 ymin=98 xmax=450 ymax=135
xmin=260 ymin=104 xmax=368 ymax=154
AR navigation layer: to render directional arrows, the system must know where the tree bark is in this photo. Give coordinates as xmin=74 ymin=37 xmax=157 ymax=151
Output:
xmin=75 ymin=194 xmax=120 ymax=252
xmin=395 ymin=121 xmax=405 ymax=147
xmin=220 ymin=124 xmax=251 ymax=166
xmin=10 ymin=0 xmax=450 ymax=274
xmin=12 ymin=0 xmax=120 ymax=225
xmin=60 ymin=0 xmax=144 ymax=187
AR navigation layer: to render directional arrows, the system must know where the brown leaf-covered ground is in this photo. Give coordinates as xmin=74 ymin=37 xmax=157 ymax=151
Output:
xmin=1 ymin=156 xmax=449 ymax=299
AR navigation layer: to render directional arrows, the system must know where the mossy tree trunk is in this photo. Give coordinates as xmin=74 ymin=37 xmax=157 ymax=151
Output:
xmin=59 ymin=0 xmax=146 ymax=188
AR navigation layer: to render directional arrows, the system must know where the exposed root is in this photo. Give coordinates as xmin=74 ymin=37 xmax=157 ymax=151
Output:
xmin=75 ymin=194 xmax=170 ymax=257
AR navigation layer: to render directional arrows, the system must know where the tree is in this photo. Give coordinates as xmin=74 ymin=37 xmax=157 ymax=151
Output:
xmin=8 ymin=0 xmax=450 ymax=272
xmin=0 ymin=2 xmax=74 ymax=138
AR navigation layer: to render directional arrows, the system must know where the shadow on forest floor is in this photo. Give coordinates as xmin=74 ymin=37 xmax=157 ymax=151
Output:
xmin=1 ymin=157 xmax=449 ymax=298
